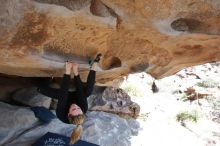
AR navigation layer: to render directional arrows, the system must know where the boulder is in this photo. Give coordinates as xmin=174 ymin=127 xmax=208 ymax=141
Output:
xmin=0 ymin=102 xmax=38 ymax=146
xmin=89 ymin=87 xmax=140 ymax=118
xmin=82 ymin=111 xmax=140 ymax=146
xmin=0 ymin=0 xmax=220 ymax=85
xmin=0 ymin=101 xmax=139 ymax=146
xmin=12 ymin=87 xmax=52 ymax=108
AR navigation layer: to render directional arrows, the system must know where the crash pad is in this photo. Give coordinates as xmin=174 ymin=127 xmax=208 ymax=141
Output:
xmin=32 ymin=132 xmax=99 ymax=146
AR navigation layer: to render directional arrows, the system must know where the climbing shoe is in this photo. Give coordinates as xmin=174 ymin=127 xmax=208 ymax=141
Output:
xmin=94 ymin=53 xmax=102 ymax=63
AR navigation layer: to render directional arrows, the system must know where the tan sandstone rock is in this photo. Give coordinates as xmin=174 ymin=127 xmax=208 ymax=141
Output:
xmin=0 ymin=0 xmax=220 ymax=85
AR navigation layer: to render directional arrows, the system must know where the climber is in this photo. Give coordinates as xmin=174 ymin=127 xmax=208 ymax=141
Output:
xmin=37 ymin=53 xmax=102 ymax=144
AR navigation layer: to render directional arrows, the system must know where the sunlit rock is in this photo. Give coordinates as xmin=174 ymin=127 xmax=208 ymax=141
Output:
xmin=0 ymin=0 xmax=220 ymax=85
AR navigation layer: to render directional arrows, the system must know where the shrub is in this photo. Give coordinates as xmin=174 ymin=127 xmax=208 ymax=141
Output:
xmin=197 ymin=78 xmax=219 ymax=88
xmin=205 ymin=96 xmax=220 ymax=110
xmin=176 ymin=110 xmax=200 ymax=124
xmin=120 ymin=83 xmax=144 ymax=97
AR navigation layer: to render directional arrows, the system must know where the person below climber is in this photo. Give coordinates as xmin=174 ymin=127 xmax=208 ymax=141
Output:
xmin=37 ymin=53 xmax=102 ymax=144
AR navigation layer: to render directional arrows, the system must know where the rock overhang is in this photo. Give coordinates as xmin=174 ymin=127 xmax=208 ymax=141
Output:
xmin=0 ymin=0 xmax=220 ymax=85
